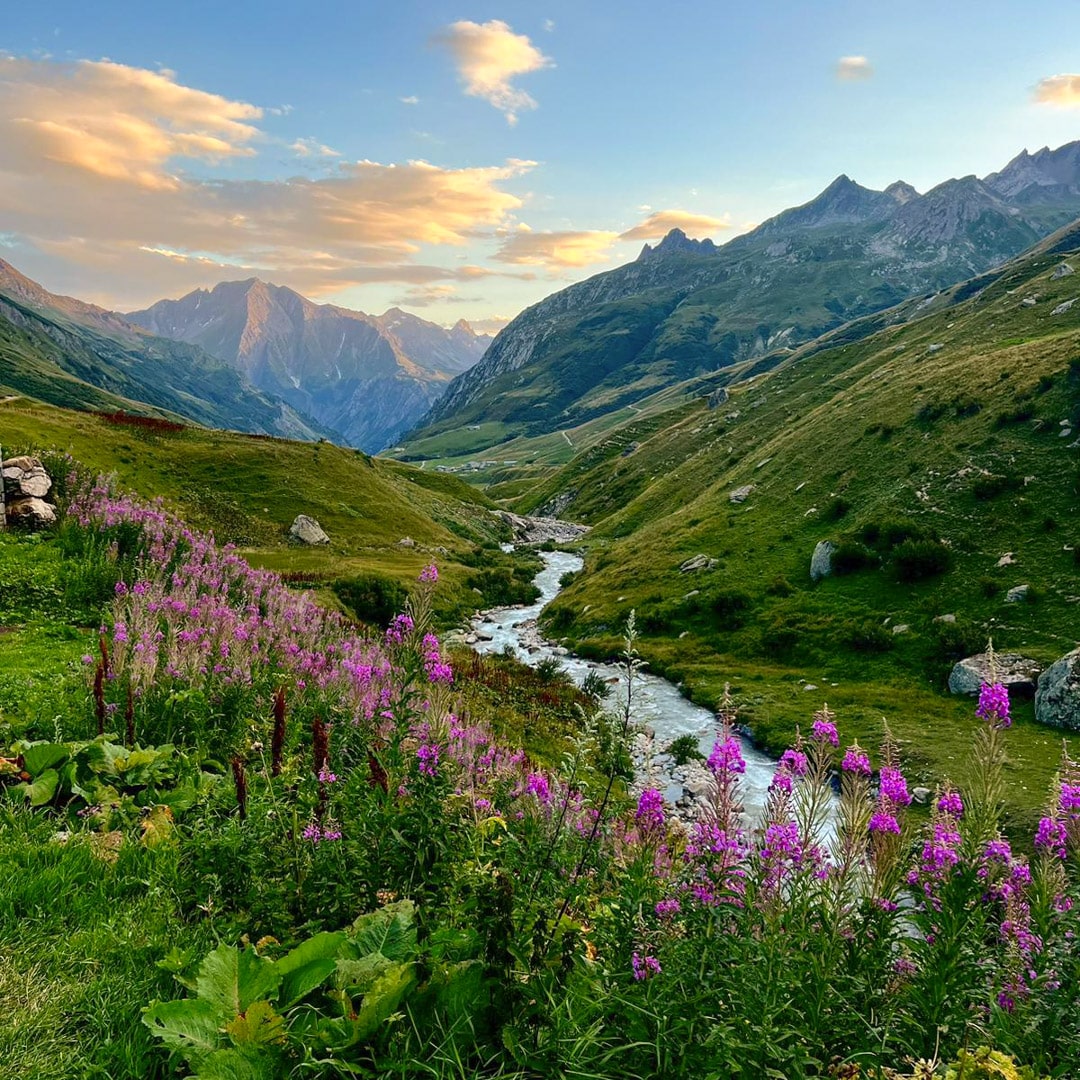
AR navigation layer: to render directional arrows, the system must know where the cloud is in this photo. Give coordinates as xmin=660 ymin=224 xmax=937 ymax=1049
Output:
xmin=492 ymin=225 xmax=619 ymax=269
xmin=469 ymin=315 xmax=511 ymax=335
xmin=434 ymin=19 xmax=553 ymax=124
xmin=543 ymin=19 xmax=556 ymax=32
xmin=619 ymin=209 xmax=732 ymax=242
xmin=290 ymin=137 xmax=340 ymax=158
xmin=399 ymin=95 xmax=419 ymax=105
xmin=1033 ymin=74 xmax=1080 ymax=106
xmin=0 ymin=55 xmax=539 ymax=305
xmin=0 ymin=55 xmax=261 ymax=189
xmin=836 ymin=56 xmax=872 ymax=81
xmin=392 ymin=283 xmax=458 ymax=307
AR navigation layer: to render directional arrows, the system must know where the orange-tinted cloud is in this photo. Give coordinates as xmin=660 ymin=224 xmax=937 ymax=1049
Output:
xmin=1034 ymin=74 xmax=1080 ymax=106
xmin=435 ymin=19 xmax=553 ymax=124
xmin=619 ymin=209 xmax=732 ymax=242
xmin=492 ymin=225 xmax=619 ymax=269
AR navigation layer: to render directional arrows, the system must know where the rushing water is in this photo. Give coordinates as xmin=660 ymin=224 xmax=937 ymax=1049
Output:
xmin=468 ymin=550 xmax=782 ymax=817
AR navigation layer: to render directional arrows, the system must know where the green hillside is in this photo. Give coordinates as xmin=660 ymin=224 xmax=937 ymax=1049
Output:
xmin=530 ymin=222 xmax=1080 ymax=829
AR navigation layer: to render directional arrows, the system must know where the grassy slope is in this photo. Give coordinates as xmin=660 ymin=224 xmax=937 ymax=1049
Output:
xmin=534 ymin=227 xmax=1080 ymax=832
xmin=0 ymin=396 xmax=515 ymax=619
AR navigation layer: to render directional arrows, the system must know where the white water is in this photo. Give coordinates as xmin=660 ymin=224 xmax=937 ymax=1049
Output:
xmin=469 ymin=550 xmax=782 ymax=818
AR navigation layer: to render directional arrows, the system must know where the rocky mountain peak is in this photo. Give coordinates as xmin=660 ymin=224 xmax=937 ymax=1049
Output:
xmin=885 ymin=180 xmax=919 ymax=204
xmin=985 ymin=139 xmax=1080 ymax=199
xmin=755 ymin=174 xmax=895 ymax=236
xmin=637 ymin=228 xmax=718 ymax=261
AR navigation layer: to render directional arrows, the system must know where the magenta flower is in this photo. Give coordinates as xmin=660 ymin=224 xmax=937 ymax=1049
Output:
xmin=631 ymin=952 xmax=661 ymax=980
xmin=779 ymin=748 xmax=808 ymax=777
xmin=635 ymin=787 xmax=666 ymax=834
xmin=525 ymin=772 xmax=551 ymax=804
xmin=869 ymin=812 xmax=901 ymax=835
xmin=811 ymin=718 xmax=839 ymax=746
xmin=707 ymin=735 xmax=746 ymax=775
xmin=976 ymin=682 xmax=1011 ymax=728
xmin=879 ymin=766 xmax=912 ymax=808
xmin=937 ymin=791 xmax=964 ymax=817
xmin=419 ymin=564 xmax=439 ymax=583
xmin=841 ymin=746 xmax=871 ymax=776
xmin=1035 ymin=816 xmax=1067 ymax=859
xmin=1060 ymin=782 xmax=1080 ymax=814
xmin=654 ymin=898 xmax=681 ymax=917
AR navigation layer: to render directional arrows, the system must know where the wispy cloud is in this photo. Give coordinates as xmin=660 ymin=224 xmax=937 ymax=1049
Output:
xmin=290 ymin=137 xmax=340 ymax=158
xmin=434 ymin=19 xmax=553 ymax=125
xmin=836 ymin=55 xmax=872 ymax=81
xmin=492 ymin=224 xmax=619 ymax=269
xmin=1033 ymin=74 xmax=1080 ymax=106
xmin=399 ymin=95 xmax=419 ymax=105
xmin=619 ymin=209 xmax=732 ymax=242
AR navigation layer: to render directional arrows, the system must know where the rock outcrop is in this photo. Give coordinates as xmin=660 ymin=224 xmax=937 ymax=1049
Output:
xmin=2 ymin=455 xmax=56 ymax=529
xmin=288 ymin=515 xmax=330 ymax=545
xmin=948 ymin=653 xmax=1041 ymax=697
xmin=495 ymin=510 xmax=589 ymax=545
xmin=1036 ymin=649 xmax=1080 ymax=731
xmin=810 ymin=540 xmax=836 ymax=582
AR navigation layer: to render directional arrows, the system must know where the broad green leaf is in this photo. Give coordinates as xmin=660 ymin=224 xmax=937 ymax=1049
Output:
xmin=17 ymin=768 xmax=59 ymax=806
xmin=275 ymin=931 xmax=347 ymax=1008
xmin=142 ymin=998 xmax=221 ymax=1059
xmin=350 ymin=900 xmax=416 ymax=961
xmin=224 ymin=1000 xmax=285 ymax=1047
xmin=23 ymin=742 xmax=69 ymax=775
xmin=195 ymin=945 xmax=281 ymax=1017
xmin=195 ymin=1047 xmax=276 ymax=1080
xmin=140 ymin=805 xmax=175 ymax=848
xmin=352 ymin=962 xmax=415 ymax=1041
xmin=334 ymin=953 xmax=394 ymax=995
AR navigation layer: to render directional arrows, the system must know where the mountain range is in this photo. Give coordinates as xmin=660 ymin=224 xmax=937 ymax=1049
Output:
xmin=127 ymin=282 xmax=492 ymax=451
xmin=411 ymin=140 xmax=1080 ymax=447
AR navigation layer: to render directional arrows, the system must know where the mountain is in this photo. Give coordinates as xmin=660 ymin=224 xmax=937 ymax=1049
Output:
xmin=0 ymin=259 xmax=327 ymax=439
xmin=127 ymin=282 xmax=492 ymax=452
xmin=410 ymin=140 xmax=1080 ymax=449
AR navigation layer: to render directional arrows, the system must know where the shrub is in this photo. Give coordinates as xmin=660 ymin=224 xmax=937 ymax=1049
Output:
xmin=666 ymin=733 xmax=704 ymax=765
xmin=821 ymin=496 xmax=851 ymax=523
xmin=892 ymin=538 xmax=953 ymax=582
xmin=708 ymin=588 xmax=754 ymax=623
xmin=931 ymin=618 xmax=985 ymax=662
xmin=765 ymin=575 xmax=794 ymax=597
xmin=466 ymin=568 xmax=540 ymax=607
xmin=841 ymin=618 xmax=895 ymax=653
xmin=830 ymin=541 xmax=878 ymax=575
xmin=331 ymin=573 xmax=408 ymax=628
xmin=979 ymin=576 xmax=1003 ymax=599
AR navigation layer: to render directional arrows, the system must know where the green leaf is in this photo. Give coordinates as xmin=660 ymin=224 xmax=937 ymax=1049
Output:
xmin=352 ymin=962 xmax=415 ymax=1041
xmin=22 ymin=742 xmax=69 ymax=775
xmin=334 ymin=954 xmax=395 ymax=995
xmin=16 ymin=768 xmax=59 ymax=806
xmin=349 ymin=900 xmax=416 ymax=962
xmin=195 ymin=945 xmax=282 ymax=1017
xmin=224 ymin=1000 xmax=285 ymax=1047
xmin=142 ymin=998 xmax=221 ymax=1060
xmin=275 ymin=931 xmax=347 ymax=1008
xmin=195 ymin=1047 xmax=277 ymax=1080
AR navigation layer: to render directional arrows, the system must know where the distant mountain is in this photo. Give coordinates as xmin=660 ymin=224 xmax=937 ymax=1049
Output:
xmin=128 ymin=282 xmax=492 ymax=451
xmin=0 ymin=259 xmax=327 ymax=439
xmin=412 ymin=140 xmax=1080 ymax=446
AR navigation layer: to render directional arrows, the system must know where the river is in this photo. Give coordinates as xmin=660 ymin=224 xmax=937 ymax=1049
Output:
xmin=467 ymin=549 xmax=782 ymax=819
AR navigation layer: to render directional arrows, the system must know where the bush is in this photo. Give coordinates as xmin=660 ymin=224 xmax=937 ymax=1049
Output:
xmin=931 ymin=618 xmax=985 ymax=662
xmin=708 ymin=588 xmax=753 ymax=623
xmin=466 ymin=568 xmax=540 ymax=607
xmin=979 ymin=576 xmax=1002 ymax=598
xmin=765 ymin=575 xmax=794 ymax=597
xmin=821 ymin=496 xmax=851 ymax=523
xmin=892 ymin=539 xmax=953 ymax=582
xmin=842 ymin=619 xmax=895 ymax=653
xmin=666 ymin=733 xmax=704 ymax=765
xmin=972 ymin=473 xmax=1022 ymax=500
xmin=830 ymin=541 xmax=878 ymax=575
xmin=331 ymin=573 xmax=408 ymax=628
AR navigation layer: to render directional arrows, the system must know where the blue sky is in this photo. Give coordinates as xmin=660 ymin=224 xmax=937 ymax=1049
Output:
xmin=1 ymin=1 xmax=1078 ymax=327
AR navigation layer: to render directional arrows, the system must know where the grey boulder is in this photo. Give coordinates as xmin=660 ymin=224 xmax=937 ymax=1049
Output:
xmin=810 ymin=540 xmax=836 ymax=582
xmin=948 ymin=652 xmax=1041 ymax=697
xmin=288 ymin=515 xmax=330 ymax=545
xmin=1036 ymin=649 xmax=1080 ymax=731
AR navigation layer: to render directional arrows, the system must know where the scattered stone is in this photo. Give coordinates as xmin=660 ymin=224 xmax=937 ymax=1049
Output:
xmin=397 ymin=536 xmax=415 ymax=547
xmin=1004 ymin=584 xmax=1031 ymax=604
xmin=683 ymin=590 xmax=700 ymax=600
xmin=756 ymin=458 xmax=772 ymax=470
xmin=1020 ymin=296 xmax=1038 ymax=308
xmin=729 ymin=484 xmax=755 ymax=504
xmin=912 ymin=787 xmax=932 ymax=806
xmin=707 ymin=386 xmax=729 ymax=409
xmin=810 ymin=540 xmax=836 ymax=582
xmin=1036 ymin=649 xmax=1080 ymax=731
xmin=679 ymin=554 xmax=714 ymax=574
xmin=678 ymin=630 xmax=690 ymax=639
xmin=996 ymin=553 xmax=1016 ymax=567
xmin=892 ymin=624 xmax=910 ymax=635
xmin=724 ymin=411 xmax=741 ymax=423
xmin=803 ymin=683 xmax=818 ymax=691
xmin=288 ymin=515 xmax=329 ymax=545
xmin=1051 ymin=262 xmax=1074 ymax=279
xmin=948 ymin=652 xmax=1041 ymax=697
xmin=795 ymin=481 xmax=808 ymax=492
xmin=1062 ymin=429 xmax=1074 ymax=439
xmin=6 ymin=496 xmax=56 ymax=529
xmin=933 ymin=614 xmax=957 ymax=624
xmin=1052 ymin=299 xmax=1076 ymax=316
xmin=926 ymin=343 xmax=945 ymax=354
xmin=494 ymin=509 xmax=589 ymax=545
xmin=474 ymin=629 xmax=494 ymax=642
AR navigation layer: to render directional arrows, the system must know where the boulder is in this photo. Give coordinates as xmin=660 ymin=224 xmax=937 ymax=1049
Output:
xmin=6 ymin=496 xmax=56 ymax=529
xmin=1052 ymin=299 xmax=1076 ymax=316
xmin=911 ymin=787 xmax=932 ymax=806
xmin=1020 ymin=297 xmax=1038 ymax=308
xmin=934 ymin=613 xmax=957 ymax=624
xmin=1051 ymin=262 xmax=1074 ymax=279
xmin=1004 ymin=584 xmax=1030 ymax=604
xmin=2 ymin=455 xmax=52 ymax=499
xmin=810 ymin=540 xmax=836 ymax=582
xmin=397 ymin=536 xmax=416 ymax=547
xmin=948 ymin=652 xmax=1041 ymax=697
xmin=288 ymin=515 xmax=329 ymax=545
xmin=707 ymin=386 xmax=729 ymax=409
xmin=1036 ymin=649 xmax=1080 ymax=731
xmin=729 ymin=484 xmax=754 ymax=504
xmin=679 ymin=554 xmax=714 ymax=574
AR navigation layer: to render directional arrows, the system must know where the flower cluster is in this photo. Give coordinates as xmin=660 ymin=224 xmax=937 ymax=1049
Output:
xmin=976 ymin=681 xmax=1011 ymax=728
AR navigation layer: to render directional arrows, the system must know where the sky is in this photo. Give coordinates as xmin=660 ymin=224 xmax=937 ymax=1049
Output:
xmin=1 ymin=0 xmax=1079 ymax=330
